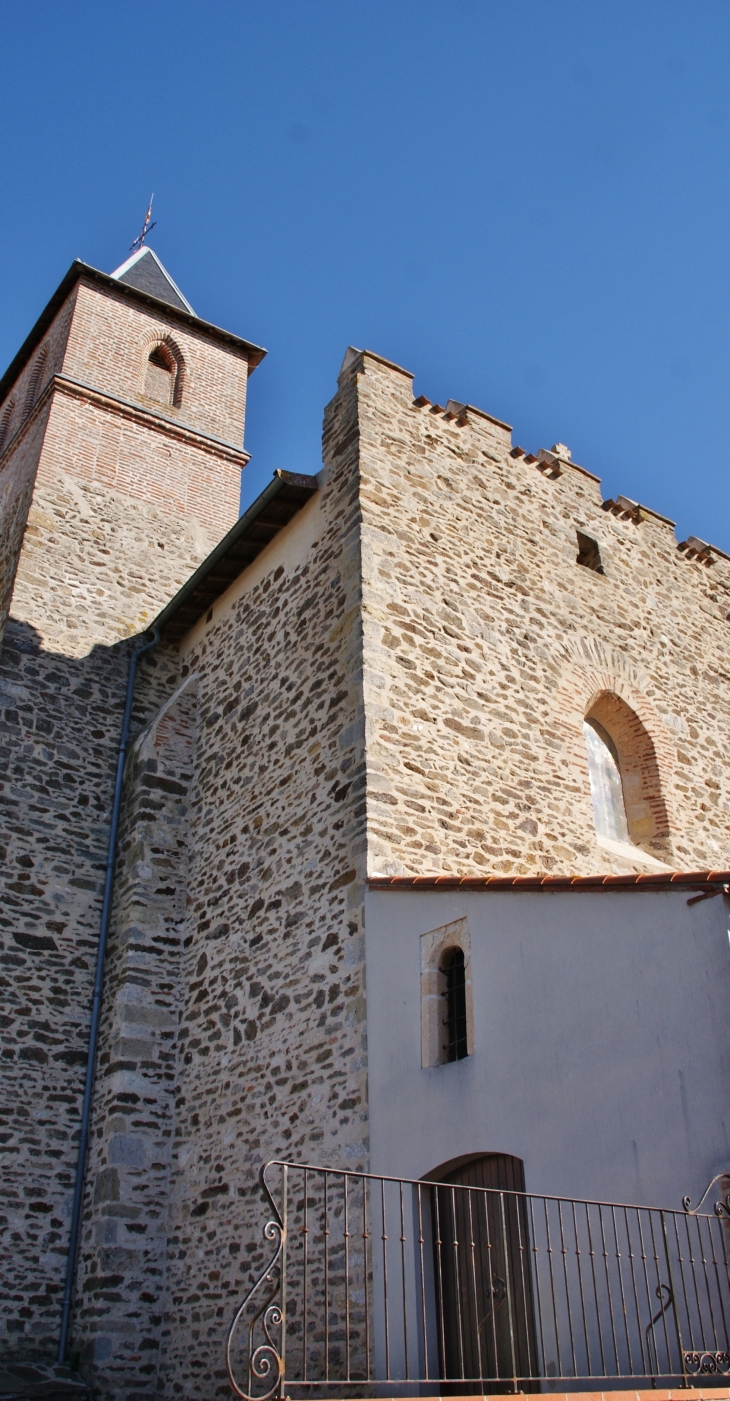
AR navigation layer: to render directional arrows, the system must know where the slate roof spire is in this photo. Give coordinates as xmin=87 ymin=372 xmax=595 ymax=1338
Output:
xmin=110 ymin=247 xmax=196 ymax=316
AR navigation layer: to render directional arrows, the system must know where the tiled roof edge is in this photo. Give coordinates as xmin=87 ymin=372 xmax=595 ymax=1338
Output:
xmin=367 ymin=871 xmax=730 ymax=892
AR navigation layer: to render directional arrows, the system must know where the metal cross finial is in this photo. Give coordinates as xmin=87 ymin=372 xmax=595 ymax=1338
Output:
xmin=130 ymin=194 xmax=156 ymax=253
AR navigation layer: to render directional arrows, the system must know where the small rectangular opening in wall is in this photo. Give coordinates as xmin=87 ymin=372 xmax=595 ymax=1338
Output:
xmin=576 ymin=530 xmax=605 ymax=574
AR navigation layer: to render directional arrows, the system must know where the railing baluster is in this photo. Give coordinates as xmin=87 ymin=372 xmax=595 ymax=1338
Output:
xmin=450 ymin=1184 xmax=466 ymax=1380
xmin=343 ymin=1172 xmax=351 ymax=1382
xmin=416 ymin=1182 xmax=429 ymax=1380
xmin=671 ymin=1206 xmax=693 ymax=1361
xmin=707 ymin=1210 xmax=730 ymax=1350
xmin=499 ymin=1189 xmax=519 ymax=1389
xmin=528 ymin=1193 xmax=547 ymax=1381
xmin=302 ymin=1167 xmax=308 ymax=1383
xmin=699 ymin=1211 xmax=721 ymax=1350
xmin=380 ymin=1176 xmax=390 ymax=1380
xmin=432 ymin=1180 xmax=447 ymax=1381
xmin=514 ymin=1182 xmax=534 ymax=1380
xmin=323 ymin=1171 xmax=329 ymax=1383
xmin=362 ymin=1173 xmax=371 ymax=1382
xmin=625 ymin=1205 xmax=648 ymax=1375
xmin=544 ymin=1194 xmax=563 ymax=1378
xmin=571 ymin=1198 xmax=591 ymax=1375
xmin=598 ymin=1203 xmax=619 ymax=1374
xmin=586 ymin=1203 xmax=606 ymax=1375
xmin=480 ymin=1181 xmax=500 ymax=1384
xmin=558 ymin=1198 xmax=578 ymax=1376
xmin=465 ymin=1184 xmax=480 ymax=1383
xmin=280 ymin=1165 xmax=288 ymax=1388
xmin=399 ymin=1177 xmax=409 ymax=1378
xmin=636 ymin=1206 xmax=657 ymax=1376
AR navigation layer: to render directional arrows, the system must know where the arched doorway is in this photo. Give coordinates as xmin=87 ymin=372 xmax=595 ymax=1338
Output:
xmin=429 ymin=1154 xmax=538 ymax=1391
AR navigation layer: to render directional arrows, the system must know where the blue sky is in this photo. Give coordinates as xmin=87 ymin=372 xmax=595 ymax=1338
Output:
xmin=2 ymin=1 xmax=730 ymax=550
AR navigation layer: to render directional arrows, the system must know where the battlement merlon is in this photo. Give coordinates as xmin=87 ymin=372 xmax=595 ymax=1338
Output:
xmin=336 ymin=343 xmax=729 ymax=574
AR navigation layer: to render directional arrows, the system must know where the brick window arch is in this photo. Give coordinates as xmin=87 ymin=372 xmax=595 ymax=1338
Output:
xmin=584 ymin=691 xmax=671 ymax=860
xmin=142 ymin=336 xmax=185 ymax=408
xmin=0 ymin=398 xmax=15 ymax=455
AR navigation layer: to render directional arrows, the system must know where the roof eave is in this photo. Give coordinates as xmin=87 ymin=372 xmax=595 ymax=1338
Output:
xmin=152 ymin=469 xmax=319 ymax=643
xmin=0 ymin=260 xmax=267 ymax=406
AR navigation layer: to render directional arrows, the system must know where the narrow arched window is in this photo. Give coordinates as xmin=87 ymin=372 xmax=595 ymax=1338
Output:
xmin=144 ymin=345 xmax=175 ymax=405
xmin=441 ymin=947 xmax=468 ymax=1062
xmin=583 ymin=717 xmax=629 ymax=843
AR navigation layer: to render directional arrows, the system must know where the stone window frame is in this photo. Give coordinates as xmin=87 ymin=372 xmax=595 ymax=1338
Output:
xmin=421 ymin=917 xmax=474 ymax=1069
xmin=141 ymin=332 xmax=186 ymax=409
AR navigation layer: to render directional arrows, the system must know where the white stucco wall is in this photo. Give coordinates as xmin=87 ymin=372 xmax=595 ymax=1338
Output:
xmin=364 ymin=888 xmax=730 ymax=1211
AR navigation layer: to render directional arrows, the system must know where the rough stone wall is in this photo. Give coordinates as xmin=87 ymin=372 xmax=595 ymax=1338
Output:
xmin=349 ymin=351 xmax=730 ymax=875
xmin=154 ymin=379 xmax=368 ymax=1400
xmin=73 ymin=669 xmax=198 ymax=1401
xmin=0 ymin=273 xmax=253 ymax=1362
xmin=63 ymin=281 xmax=250 ymax=448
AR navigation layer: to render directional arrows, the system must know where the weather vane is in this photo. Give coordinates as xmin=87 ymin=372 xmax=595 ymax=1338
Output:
xmin=130 ymin=195 xmax=156 ymax=253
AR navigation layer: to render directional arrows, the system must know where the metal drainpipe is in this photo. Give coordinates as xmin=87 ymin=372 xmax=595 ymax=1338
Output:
xmin=58 ymin=626 xmax=160 ymax=1364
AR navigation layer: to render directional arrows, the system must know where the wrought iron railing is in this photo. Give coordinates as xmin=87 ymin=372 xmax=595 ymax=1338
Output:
xmin=226 ymin=1161 xmax=730 ymax=1398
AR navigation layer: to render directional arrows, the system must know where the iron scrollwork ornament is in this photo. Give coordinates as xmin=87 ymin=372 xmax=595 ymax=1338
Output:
xmin=684 ymin=1351 xmax=730 ymax=1376
xmin=682 ymin=1171 xmax=730 ymax=1218
xmin=226 ymin=1170 xmax=286 ymax=1401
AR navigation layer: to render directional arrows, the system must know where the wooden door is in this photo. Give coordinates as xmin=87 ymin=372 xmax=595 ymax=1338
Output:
xmin=432 ymin=1154 xmax=538 ymax=1392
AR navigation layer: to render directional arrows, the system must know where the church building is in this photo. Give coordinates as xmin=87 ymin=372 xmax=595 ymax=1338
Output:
xmin=1 ymin=247 xmax=730 ymax=1401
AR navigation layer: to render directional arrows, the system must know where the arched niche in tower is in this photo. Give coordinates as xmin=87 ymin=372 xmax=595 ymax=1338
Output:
xmin=142 ymin=336 xmax=185 ymax=408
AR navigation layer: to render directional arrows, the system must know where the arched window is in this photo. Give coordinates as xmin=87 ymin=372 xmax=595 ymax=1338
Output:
xmin=144 ymin=344 xmax=176 ymax=405
xmin=421 ymin=918 xmax=473 ymax=1067
xmin=0 ymin=398 xmax=14 ymax=455
xmin=583 ymin=716 xmax=629 ymax=843
xmin=441 ymin=947 xmax=468 ymax=1062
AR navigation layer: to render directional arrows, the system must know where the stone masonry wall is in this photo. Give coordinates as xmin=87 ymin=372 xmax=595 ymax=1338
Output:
xmin=0 ymin=271 xmax=254 ymax=1362
xmin=157 ymin=378 xmax=369 ymax=1400
xmin=0 ymin=462 xmax=220 ymax=1360
xmin=74 ymin=368 xmax=370 ymax=1400
xmin=349 ymin=350 xmax=730 ymax=876
xmin=73 ymin=671 xmax=198 ymax=1400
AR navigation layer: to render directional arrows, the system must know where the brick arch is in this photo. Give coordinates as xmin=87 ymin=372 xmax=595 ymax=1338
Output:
xmin=0 ymin=397 xmax=15 ymax=455
xmin=553 ymin=638 xmax=676 ymax=863
xmin=23 ymin=344 xmax=48 ymax=418
xmin=141 ymin=331 xmax=186 ymax=407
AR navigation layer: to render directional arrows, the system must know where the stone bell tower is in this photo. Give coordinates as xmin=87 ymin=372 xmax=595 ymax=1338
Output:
xmin=0 ymin=246 xmax=265 ymax=1363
